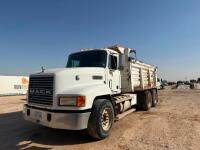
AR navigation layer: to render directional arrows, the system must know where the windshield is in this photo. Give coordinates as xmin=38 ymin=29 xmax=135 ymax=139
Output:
xmin=66 ymin=50 xmax=107 ymax=68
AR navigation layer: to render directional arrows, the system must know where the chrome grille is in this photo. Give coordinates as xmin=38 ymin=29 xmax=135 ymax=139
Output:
xmin=28 ymin=75 xmax=54 ymax=106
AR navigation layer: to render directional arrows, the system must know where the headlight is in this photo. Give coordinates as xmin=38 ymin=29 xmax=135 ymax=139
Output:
xmin=58 ymin=96 xmax=85 ymax=107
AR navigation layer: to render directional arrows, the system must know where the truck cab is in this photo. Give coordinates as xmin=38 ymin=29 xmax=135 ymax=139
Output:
xmin=23 ymin=45 xmax=158 ymax=139
xmin=67 ymin=49 xmax=121 ymax=94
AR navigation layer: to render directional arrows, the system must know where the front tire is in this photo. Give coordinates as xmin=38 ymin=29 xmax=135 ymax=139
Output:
xmin=87 ymin=99 xmax=114 ymax=139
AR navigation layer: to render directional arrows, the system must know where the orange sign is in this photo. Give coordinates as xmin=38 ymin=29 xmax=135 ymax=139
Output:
xmin=21 ymin=77 xmax=29 ymax=84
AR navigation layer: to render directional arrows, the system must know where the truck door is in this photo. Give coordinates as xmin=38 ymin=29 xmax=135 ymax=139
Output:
xmin=107 ymin=54 xmax=121 ymax=94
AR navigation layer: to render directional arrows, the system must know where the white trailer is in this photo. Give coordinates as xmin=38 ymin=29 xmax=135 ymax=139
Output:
xmin=23 ymin=45 xmax=158 ymax=139
xmin=0 ymin=76 xmax=29 ymax=96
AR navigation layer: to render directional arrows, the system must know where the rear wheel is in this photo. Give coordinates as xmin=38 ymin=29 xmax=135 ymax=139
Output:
xmin=137 ymin=90 xmax=152 ymax=111
xmin=152 ymin=89 xmax=158 ymax=107
xmin=87 ymin=99 xmax=114 ymax=139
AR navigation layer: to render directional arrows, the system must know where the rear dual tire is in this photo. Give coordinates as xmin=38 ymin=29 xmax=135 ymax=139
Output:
xmin=137 ymin=89 xmax=158 ymax=111
xmin=143 ymin=90 xmax=152 ymax=110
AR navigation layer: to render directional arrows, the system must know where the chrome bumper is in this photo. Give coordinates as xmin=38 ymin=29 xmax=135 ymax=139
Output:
xmin=23 ymin=105 xmax=91 ymax=130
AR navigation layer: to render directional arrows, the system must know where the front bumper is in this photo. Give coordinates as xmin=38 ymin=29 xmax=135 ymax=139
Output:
xmin=23 ymin=105 xmax=91 ymax=130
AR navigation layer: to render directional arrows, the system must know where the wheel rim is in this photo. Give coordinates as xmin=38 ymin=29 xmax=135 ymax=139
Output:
xmin=154 ymin=92 xmax=158 ymax=104
xmin=148 ymin=100 xmax=151 ymax=108
xmin=148 ymin=93 xmax=152 ymax=108
xmin=101 ymin=108 xmax=112 ymax=131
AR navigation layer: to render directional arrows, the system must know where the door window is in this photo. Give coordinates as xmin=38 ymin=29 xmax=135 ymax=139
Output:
xmin=109 ymin=55 xmax=118 ymax=70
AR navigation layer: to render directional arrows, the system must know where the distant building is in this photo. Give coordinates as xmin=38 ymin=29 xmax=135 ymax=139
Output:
xmin=0 ymin=76 xmax=29 ymax=96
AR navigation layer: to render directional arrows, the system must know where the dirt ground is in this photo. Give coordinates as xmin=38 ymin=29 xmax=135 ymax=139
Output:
xmin=0 ymin=90 xmax=200 ymax=150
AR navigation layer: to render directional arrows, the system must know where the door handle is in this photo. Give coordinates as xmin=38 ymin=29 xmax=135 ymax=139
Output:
xmin=109 ymin=79 xmax=112 ymax=89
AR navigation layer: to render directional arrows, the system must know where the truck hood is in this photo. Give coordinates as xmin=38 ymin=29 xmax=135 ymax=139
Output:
xmin=33 ymin=67 xmax=106 ymax=95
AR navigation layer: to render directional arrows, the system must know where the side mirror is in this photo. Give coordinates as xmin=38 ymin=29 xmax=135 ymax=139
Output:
xmin=128 ymin=57 xmax=136 ymax=62
xmin=119 ymin=54 xmax=126 ymax=69
xmin=129 ymin=49 xmax=137 ymax=62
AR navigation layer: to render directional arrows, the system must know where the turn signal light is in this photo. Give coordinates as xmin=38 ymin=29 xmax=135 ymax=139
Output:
xmin=59 ymin=96 xmax=86 ymax=107
xmin=76 ymin=96 xmax=86 ymax=107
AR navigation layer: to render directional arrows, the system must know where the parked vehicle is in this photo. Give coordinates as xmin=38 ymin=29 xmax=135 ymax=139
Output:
xmin=23 ymin=45 xmax=158 ymax=139
xmin=156 ymin=78 xmax=162 ymax=90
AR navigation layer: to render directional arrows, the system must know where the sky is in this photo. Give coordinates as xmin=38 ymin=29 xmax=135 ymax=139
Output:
xmin=0 ymin=0 xmax=200 ymax=81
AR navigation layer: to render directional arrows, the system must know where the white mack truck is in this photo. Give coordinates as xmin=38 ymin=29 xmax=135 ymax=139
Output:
xmin=23 ymin=45 xmax=158 ymax=139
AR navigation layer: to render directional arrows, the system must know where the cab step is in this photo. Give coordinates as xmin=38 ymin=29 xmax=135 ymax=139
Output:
xmin=115 ymin=108 xmax=136 ymax=121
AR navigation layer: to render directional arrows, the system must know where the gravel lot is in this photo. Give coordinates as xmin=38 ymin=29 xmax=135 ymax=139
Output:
xmin=0 ymin=90 xmax=200 ymax=150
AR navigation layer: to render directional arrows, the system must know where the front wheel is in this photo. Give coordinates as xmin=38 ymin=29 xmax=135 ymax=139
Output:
xmin=87 ymin=99 xmax=114 ymax=139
